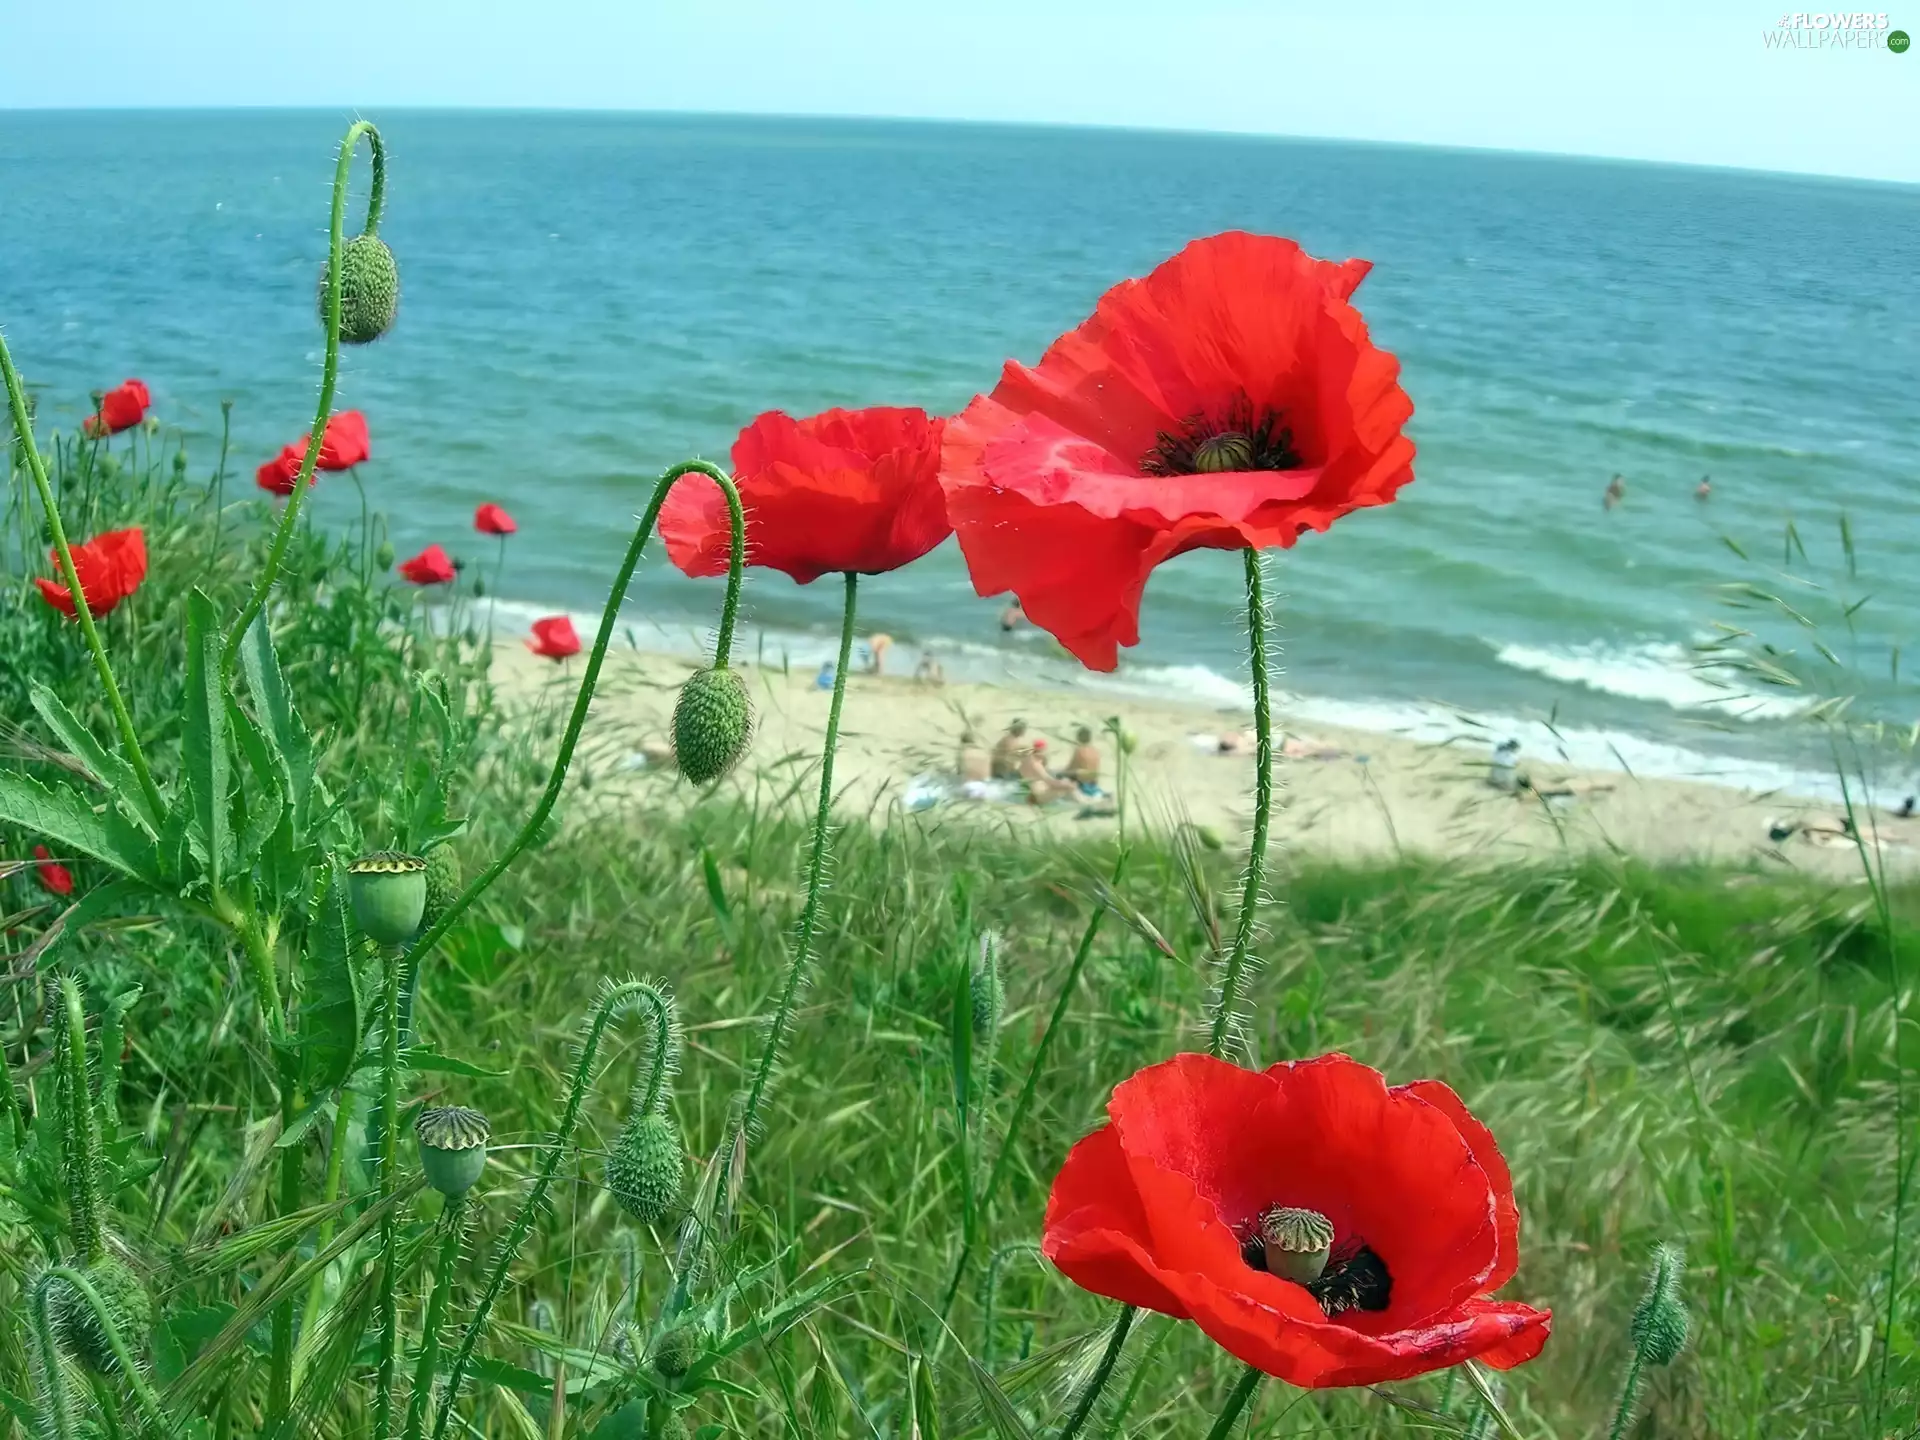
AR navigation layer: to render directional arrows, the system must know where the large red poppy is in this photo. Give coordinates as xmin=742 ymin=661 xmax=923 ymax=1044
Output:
xmin=475 ymin=502 xmax=517 ymax=536
xmin=399 ymin=544 xmax=456 ymax=586
xmin=660 ymin=407 xmax=950 ymax=584
xmin=1043 ymin=1053 xmax=1549 ymax=1389
xmin=527 ymin=615 xmax=580 ymax=659
xmin=83 ymin=380 xmax=151 ymax=437
xmin=939 ymin=232 xmax=1415 ymax=671
xmin=256 ymin=410 xmax=372 ymax=495
xmin=34 ymin=528 xmax=148 ymax=620
xmin=31 ymin=845 xmax=75 ymax=898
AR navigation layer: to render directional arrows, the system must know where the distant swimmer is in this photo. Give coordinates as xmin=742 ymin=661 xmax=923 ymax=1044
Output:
xmin=999 ymin=598 xmax=1025 ymax=633
xmin=1695 ymin=475 xmax=1712 ymax=501
xmin=1603 ymin=474 xmax=1626 ymax=511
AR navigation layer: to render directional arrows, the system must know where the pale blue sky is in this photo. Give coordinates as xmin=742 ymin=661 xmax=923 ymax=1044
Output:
xmin=1 ymin=0 xmax=1914 ymax=182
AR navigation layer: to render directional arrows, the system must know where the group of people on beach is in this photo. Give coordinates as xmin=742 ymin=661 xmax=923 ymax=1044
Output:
xmin=957 ymin=718 xmax=1105 ymax=805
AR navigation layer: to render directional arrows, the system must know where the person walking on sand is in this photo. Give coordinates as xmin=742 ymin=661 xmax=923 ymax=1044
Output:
xmin=1695 ymin=475 xmax=1712 ymax=501
xmin=991 ymin=718 xmax=1033 ymax=779
xmin=914 ymin=648 xmax=945 ymax=685
xmin=1604 ymin=474 xmax=1625 ymax=511
xmin=957 ymin=729 xmax=991 ymax=783
xmin=999 ymin=598 xmax=1025 ymax=633
xmin=866 ymin=633 xmax=893 ymax=676
xmin=1066 ymin=725 xmax=1103 ymax=793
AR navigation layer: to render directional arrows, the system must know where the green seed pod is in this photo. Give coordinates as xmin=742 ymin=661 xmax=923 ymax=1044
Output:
xmin=422 ymin=846 xmax=463 ymax=930
xmin=1630 ymin=1243 xmax=1689 ymax=1367
xmin=649 ymin=1322 xmax=702 ymax=1378
xmin=604 ymin=1112 xmax=685 ymax=1224
xmin=969 ymin=932 xmax=1005 ymax=1042
xmin=320 ymin=232 xmax=401 ymax=344
xmin=51 ymin=1258 xmax=151 ymax=1375
xmin=1256 ymin=1205 xmax=1334 ymax=1285
xmin=348 ymin=851 xmax=428 ymax=947
xmin=415 ymin=1105 xmax=490 ymax=1197
xmin=1194 ymin=824 xmax=1226 ymax=852
xmin=647 ymin=1398 xmax=690 ymax=1440
xmin=671 ymin=667 xmax=753 ymax=786
xmin=375 ymin=539 xmax=395 ymax=571
xmin=171 ymin=447 xmax=188 ymax=480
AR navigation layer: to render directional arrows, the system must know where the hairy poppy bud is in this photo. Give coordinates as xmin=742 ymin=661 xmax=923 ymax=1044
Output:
xmin=647 ymin=1399 xmax=690 ymax=1440
xmin=375 ymin=539 xmax=395 ymax=571
xmin=171 ymin=447 xmax=188 ymax=480
xmin=422 ymin=846 xmax=462 ymax=930
xmin=649 ymin=1322 xmax=702 ymax=1378
xmin=51 ymin=1258 xmax=151 ymax=1375
xmin=321 ymin=232 xmax=401 ymax=344
xmin=1630 ymin=1243 xmax=1689 ymax=1367
xmin=672 ymin=668 xmax=752 ymax=785
xmin=969 ymin=932 xmax=1005 ymax=1042
xmin=415 ymin=1105 xmax=490 ymax=1196
xmin=604 ymin=1112 xmax=685 ymax=1224
xmin=348 ymin=851 xmax=428 ymax=947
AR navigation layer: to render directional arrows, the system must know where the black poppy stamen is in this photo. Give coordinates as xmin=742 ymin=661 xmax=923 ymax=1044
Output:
xmin=1241 ymin=1206 xmax=1393 ymax=1318
xmin=1141 ymin=394 xmax=1302 ymax=477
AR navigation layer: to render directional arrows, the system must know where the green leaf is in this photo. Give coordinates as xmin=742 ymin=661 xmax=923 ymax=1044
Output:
xmin=407 ymin=1046 xmax=508 ymax=1079
xmin=299 ymin=862 xmax=363 ymax=1094
xmin=241 ymin=614 xmax=315 ymax=834
xmin=227 ymin=696 xmax=285 ymax=870
xmin=183 ymin=590 xmax=231 ymax=894
xmin=912 ymin=1356 xmax=942 ymax=1440
xmin=700 ymin=844 xmax=729 ymax=920
xmin=29 ymin=684 xmax=161 ymax=834
xmin=0 ymin=770 xmax=162 ymax=884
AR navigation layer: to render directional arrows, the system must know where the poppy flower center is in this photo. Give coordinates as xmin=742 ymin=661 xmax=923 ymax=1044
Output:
xmin=1140 ymin=396 xmax=1302 ymax=478
xmin=1241 ymin=1204 xmax=1393 ymax=1318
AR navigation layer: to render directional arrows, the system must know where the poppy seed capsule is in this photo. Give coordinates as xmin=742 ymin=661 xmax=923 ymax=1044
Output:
xmin=604 ymin=1112 xmax=685 ymax=1224
xmin=671 ymin=668 xmax=753 ymax=786
xmin=320 ymin=232 xmax=400 ymax=344
xmin=51 ymin=1257 xmax=151 ymax=1375
xmin=415 ymin=1105 xmax=491 ymax=1196
xmin=348 ymin=851 xmax=429 ymax=947
xmin=649 ymin=1322 xmax=701 ymax=1378
xmin=1257 ymin=1206 xmax=1334 ymax=1285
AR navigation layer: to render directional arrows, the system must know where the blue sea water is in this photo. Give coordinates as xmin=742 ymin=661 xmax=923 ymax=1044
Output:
xmin=4 ymin=110 xmax=1918 ymax=794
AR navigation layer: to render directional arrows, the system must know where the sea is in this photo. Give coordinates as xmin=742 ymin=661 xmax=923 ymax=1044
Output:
xmin=4 ymin=110 xmax=1918 ymax=800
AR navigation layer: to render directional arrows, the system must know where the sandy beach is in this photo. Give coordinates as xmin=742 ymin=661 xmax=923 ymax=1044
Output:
xmin=491 ymin=641 xmax=1920 ymax=879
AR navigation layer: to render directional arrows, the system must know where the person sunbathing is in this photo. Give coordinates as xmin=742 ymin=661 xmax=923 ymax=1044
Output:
xmin=1066 ymin=726 xmax=1103 ymax=793
xmin=1020 ymin=740 xmax=1078 ymax=804
xmin=958 ymin=730 xmax=991 ymax=783
xmin=991 ymin=719 xmax=1033 ymax=779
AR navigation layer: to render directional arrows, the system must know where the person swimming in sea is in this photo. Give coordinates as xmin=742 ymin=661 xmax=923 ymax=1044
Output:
xmin=1695 ymin=474 xmax=1712 ymax=501
xmin=1604 ymin=474 xmax=1626 ymax=510
xmin=999 ymin=598 xmax=1025 ymax=633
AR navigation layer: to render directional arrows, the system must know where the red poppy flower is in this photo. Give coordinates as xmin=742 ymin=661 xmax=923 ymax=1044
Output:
xmin=660 ymin=407 xmax=950 ymax=584
xmin=527 ymin=615 xmax=581 ymax=660
xmin=31 ymin=845 xmax=75 ymax=897
xmin=33 ymin=528 xmax=149 ymax=619
xmin=255 ymin=409 xmax=373 ymax=495
xmin=939 ymin=232 xmax=1415 ymax=671
xmin=1043 ymin=1052 xmax=1549 ymax=1389
xmin=475 ymin=502 xmax=518 ymax=536
xmin=82 ymin=379 xmax=151 ymax=437
xmin=399 ymin=544 xmax=456 ymax=586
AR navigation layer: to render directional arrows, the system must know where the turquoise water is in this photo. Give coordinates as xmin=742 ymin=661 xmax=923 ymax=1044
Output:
xmin=5 ymin=110 xmax=1918 ymax=792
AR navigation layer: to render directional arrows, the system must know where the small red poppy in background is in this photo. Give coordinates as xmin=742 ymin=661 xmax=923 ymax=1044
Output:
xmin=82 ymin=379 xmax=151 ymax=437
xmin=660 ymin=407 xmax=950 ymax=584
xmin=399 ymin=544 xmax=456 ymax=585
xmin=34 ymin=527 xmax=148 ymax=619
xmin=527 ymin=615 xmax=581 ymax=660
xmin=256 ymin=409 xmax=373 ymax=495
xmin=939 ymin=231 xmax=1415 ymax=671
xmin=1043 ymin=1052 xmax=1549 ymax=1389
xmin=475 ymin=503 xmax=517 ymax=536
xmin=31 ymin=845 xmax=74 ymax=897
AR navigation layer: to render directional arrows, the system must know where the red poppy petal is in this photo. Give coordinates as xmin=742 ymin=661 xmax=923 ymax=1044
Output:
xmin=659 ymin=471 xmax=740 ymax=580
xmin=1042 ymin=1125 xmax=1194 ymax=1318
xmin=1399 ymin=1079 xmax=1521 ymax=1291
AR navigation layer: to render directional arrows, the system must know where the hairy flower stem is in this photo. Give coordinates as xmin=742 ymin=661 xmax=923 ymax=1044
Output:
xmin=222 ymin=120 xmax=385 ymax=672
xmin=1208 ymin=549 xmax=1275 ymax=1058
xmin=31 ymin=1278 xmax=76 ymax=1440
xmin=1056 ymin=1302 xmax=1135 ymax=1440
xmin=1201 ymin=1364 xmax=1262 ymax=1440
xmin=1606 ymin=1354 xmax=1645 ymax=1440
xmin=733 ymin=570 xmax=858 ymax=1149
xmin=0 ymin=331 xmax=163 ymax=820
xmin=430 ymin=980 xmax=659 ymax=1440
xmin=402 ymin=461 xmax=744 ymax=986
xmin=374 ymin=945 xmax=408 ymax=1440
xmin=56 ymin=979 xmax=104 ymax=1264
xmin=403 ymin=1193 xmax=469 ymax=1440
xmin=268 ymin=1046 xmax=302 ymax=1421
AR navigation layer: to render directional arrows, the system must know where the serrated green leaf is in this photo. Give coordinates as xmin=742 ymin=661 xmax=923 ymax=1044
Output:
xmin=29 ymin=684 xmax=161 ymax=834
xmin=0 ymin=770 xmax=162 ymax=883
xmin=241 ymin=614 xmax=315 ymax=836
xmin=228 ymin=697 xmax=285 ymax=869
xmin=183 ymin=590 xmax=231 ymax=895
xmin=407 ymin=1046 xmax=508 ymax=1079
xmin=300 ymin=862 xmax=363 ymax=1095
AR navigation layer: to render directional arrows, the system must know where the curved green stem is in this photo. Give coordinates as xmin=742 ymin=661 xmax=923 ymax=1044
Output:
xmin=1200 ymin=1364 xmax=1262 ymax=1440
xmin=0 ymin=332 xmax=164 ymax=820
xmin=1056 ymin=1302 xmax=1134 ymax=1440
xmin=627 ymin=982 xmax=682 ymax=1119
xmin=42 ymin=1266 xmax=172 ymax=1434
xmin=734 ymin=569 xmax=857 ymax=1147
xmin=403 ymin=460 xmax=745 ymax=972
xmin=223 ymin=119 xmax=382 ymax=671
xmin=56 ymin=978 xmax=104 ymax=1264
xmin=429 ymin=979 xmax=656 ymax=1440
xmin=1206 ymin=549 xmax=1275 ymax=1060
xmin=374 ymin=945 xmax=407 ymax=1440
xmin=403 ymin=1193 xmax=469 ymax=1440
xmin=31 ymin=1278 xmax=77 ymax=1440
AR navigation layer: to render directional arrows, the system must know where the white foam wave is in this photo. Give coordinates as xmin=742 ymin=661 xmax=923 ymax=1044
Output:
xmin=1493 ymin=641 xmax=1808 ymax=721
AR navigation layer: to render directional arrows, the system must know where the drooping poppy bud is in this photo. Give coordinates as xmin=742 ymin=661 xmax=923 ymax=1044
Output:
xmin=347 ymin=851 xmax=428 ymax=947
xmin=415 ymin=1105 xmax=491 ymax=1197
xmin=671 ymin=668 xmax=752 ymax=785
xmin=604 ymin=1112 xmax=685 ymax=1224
xmin=50 ymin=1257 xmax=151 ymax=1375
xmin=321 ymin=233 xmax=401 ymax=344
xmin=375 ymin=539 xmax=395 ymax=571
